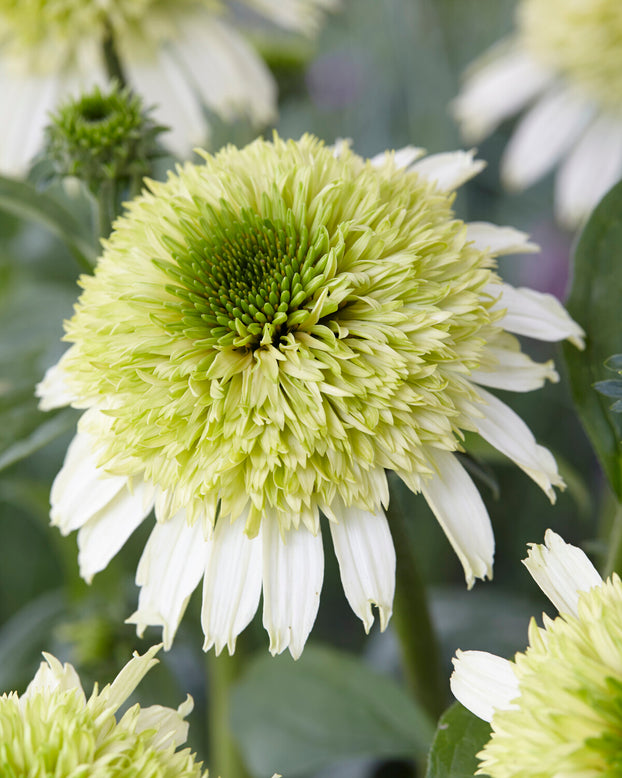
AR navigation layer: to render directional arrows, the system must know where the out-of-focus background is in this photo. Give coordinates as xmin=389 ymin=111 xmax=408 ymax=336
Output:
xmin=0 ymin=1 xmax=603 ymax=776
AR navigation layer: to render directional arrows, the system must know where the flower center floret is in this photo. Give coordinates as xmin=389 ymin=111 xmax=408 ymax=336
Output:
xmin=165 ymin=204 xmax=331 ymax=350
xmin=518 ymin=0 xmax=622 ymax=108
xmin=63 ymin=135 xmax=501 ymax=535
xmin=480 ymin=575 xmax=622 ymax=777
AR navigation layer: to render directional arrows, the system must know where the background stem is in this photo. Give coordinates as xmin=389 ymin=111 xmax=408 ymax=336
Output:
xmin=207 ymin=649 xmax=251 ymax=778
xmin=386 ymin=475 xmax=446 ymax=722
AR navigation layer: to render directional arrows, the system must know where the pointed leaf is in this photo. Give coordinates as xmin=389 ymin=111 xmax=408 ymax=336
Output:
xmin=231 ymin=644 xmax=434 ymax=777
xmin=425 ymin=702 xmax=491 ymax=778
xmin=563 ymin=180 xmax=622 ymax=499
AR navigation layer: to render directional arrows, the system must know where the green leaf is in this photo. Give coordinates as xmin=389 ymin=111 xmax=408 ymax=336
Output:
xmin=425 ymin=702 xmax=491 ymax=778
xmin=594 ymin=380 xmax=622 ymax=398
xmin=0 ymin=176 xmax=98 ymax=268
xmin=231 ymin=644 xmax=434 ymax=777
xmin=0 ymin=407 xmax=76 ymax=471
xmin=563 ymin=179 xmax=622 ymax=500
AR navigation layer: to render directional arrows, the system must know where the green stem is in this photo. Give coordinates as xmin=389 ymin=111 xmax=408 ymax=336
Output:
xmin=95 ymin=179 xmax=119 ymax=239
xmin=102 ymin=21 xmax=128 ymax=87
xmin=207 ymin=649 xmax=250 ymax=778
xmin=602 ymin=495 xmax=622 ymax=578
xmin=386 ymin=476 xmax=446 ymax=722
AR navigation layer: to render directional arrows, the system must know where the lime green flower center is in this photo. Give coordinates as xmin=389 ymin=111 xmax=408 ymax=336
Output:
xmin=0 ymin=687 xmax=203 ymax=778
xmin=518 ymin=0 xmax=622 ymax=108
xmin=165 ymin=204 xmax=330 ymax=350
xmin=480 ymin=575 xmax=622 ymax=777
xmin=63 ymin=135 xmax=500 ymax=535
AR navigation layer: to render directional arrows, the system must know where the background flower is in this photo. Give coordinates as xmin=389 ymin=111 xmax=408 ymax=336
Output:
xmin=451 ymin=530 xmax=621 ymax=777
xmin=0 ymin=643 xmax=206 ymax=777
xmin=0 ymin=0 xmax=337 ymax=174
xmin=453 ymin=0 xmax=622 ymax=228
xmin=38 ymin=134 xmax=583 ymax=659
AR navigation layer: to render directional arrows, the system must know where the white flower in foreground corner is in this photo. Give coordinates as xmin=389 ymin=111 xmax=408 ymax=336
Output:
xmin=0 ymin=644 xmax=207 ymax=777
xmin=451 ymin=530 xmax=621 ymax=777
xmin=454 ymin=0 xmax=622 ymax=229
xmin=0 ymin=0 xmax=336 ymax=174
xmin=38 ymin=134 xmax=584 ymax=659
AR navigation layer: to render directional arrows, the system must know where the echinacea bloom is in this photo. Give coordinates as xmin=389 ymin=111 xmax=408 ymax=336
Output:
xmin=0 ymin=644 xmax=206 ymax=777
xmin=0 ymin=0 xmax=336 ymax=174
xmin=453 ymin=0 xmax=622 ymax=229
xmin=451 ymin=530 xmax=621 ymax=777
xmin=38 ymin=134 xmax=584 ymax=659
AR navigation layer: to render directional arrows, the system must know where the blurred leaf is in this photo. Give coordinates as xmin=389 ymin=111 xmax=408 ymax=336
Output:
xmin=0 ymin=407 xmax=76 ymax=471
xmin=0 ymin=589 xmax=67 ymax=692
xmin=425 ymin=702 xmax=491 ymax=778
xmin=563 ymin=180 xmax=622 ymax=500
xmin=231 ymin=644 xmax=434 ymax=777
xmin=0 ymin=176 xmax=98 ymax=268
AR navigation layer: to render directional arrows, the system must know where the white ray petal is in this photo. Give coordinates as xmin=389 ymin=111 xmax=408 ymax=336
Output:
xmin=410 ymin=150 xmax=486 ymax=192
xmin=421 ymin=450 xmax=494 ymax=588
xmin=328 ymin=502 xmax=395 ymax=632
xmin=523 ymin=529 xmax=602 ymax=617
xmin=370 ymin=146 xmax=426 ymax=170
xmin=173 ymin=17 xmax=276 ymax=125
xmin=127 ymin=49 xmax=207 ymax=158
xmin=126 ymin=511 xmax=208 ymax=649
xmin=25 ymin=654 xmax=85 ymax=700
xmin=262 ymin=519 xmax=324 ymax=659
xmin=501 ymin=87 xmax=595 ymax=190
xmin=77 ymin=480 xmax=155 ymax=583
xmin=201 ymin=515 xmax=263 ymax=655
xmin=453 ymin=47 xmax=552 ymax=143
xmin=487 ymin=282 xmax=585 ymax=349
xmin=135 ymin=696 xmax=193 ymax=750
xmin=239 ymin=0 xmax=337 ymax=34
xmin=556 ymin=114 xmax=622 ymax=229
xmin=36 ymin=355 xmax=75 ymax=410
xmin=471 ymin=346 xmax=558 ymax=392
xmin=470 ymin=386 xmax=564 ymax=502
xmin=466 ymin=222 xmax=539 ymax=256
xmin=50 ymin=430 xmax=129 ymax=534
xmin=451 ymin=650 xmax=520 ymax=722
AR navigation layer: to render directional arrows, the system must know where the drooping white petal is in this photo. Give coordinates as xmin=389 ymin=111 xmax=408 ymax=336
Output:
xmin=50 ymin=429 xmax=130 ymax=535
xmin=36 ymin=355 xmax=75 ymax=410
xmin=262 ymin=519 xmax=324 ymax=659
xmin=421 ymin=450 xmax=494 ymax=588
xmin=523 ymin=529 xmax=602 ymax=617
xmin=453 ymin=47 xmax=552 ymax=143
xmin=450 ymin=649 xmax=520 ymax=723
xmin=466 ymin=222 xmax=539 ymax=256
xmin=77 ymin=479 xmax=155 ymax=583
xmin=24 ymin=654 xmax=85 ymax=700
xmin=126 ymin=512 xmax=208 ymax=649
xmin=501 ymin=87 xmax=595 ymax=190
xmin=370 ymin=146 xmax=425 ymax=170
xmin=556 ymin=113 xmax=622 ymax=229
xmin=239 ymin=0 xmax=337 ymax=34
xmin=471 ymin=346 xmax=558 ymax=392
xmin=487 ymin=282 xmax=585 ymax=349
xmin=410 ymin=149 xmax=486 ymax=192
xmin=329 ymin=502 xmax=395 ymax=632
xmin=469 ymin=386 xmax=564 ymax=502
xmin=127 ymin=49 xmax=207 ymax=158
xmin=134 ymin=695 xmax=193 ymax=750
xmin=173 ymin=17 xmax=276 ymax=126
xmin=201 ymin=515 xmax=263 ymax=655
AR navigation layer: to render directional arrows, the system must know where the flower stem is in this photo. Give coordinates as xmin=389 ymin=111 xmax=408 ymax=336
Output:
xmin=95 ymin=180 xmax=119 ymax=240
xmin=102 ymin=21 xmax=128 ymax=87
xmin=602 ymin=494 xmax=622 ymax=577
xmin=206 ymin=649 xmax=250 ymax=778
xmin=386 ymin=475 xmax=446 ymax=722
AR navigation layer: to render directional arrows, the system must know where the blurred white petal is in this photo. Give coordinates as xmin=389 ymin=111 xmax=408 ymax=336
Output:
xmin=466 ymin=222 xmax=539 ymax=256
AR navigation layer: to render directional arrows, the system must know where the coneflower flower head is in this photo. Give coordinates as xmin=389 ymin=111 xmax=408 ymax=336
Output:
xmin=451 ymin=530 xmax=621 ymax=777
xmin=0 ymin=644 xmax=206 ymax=778
xmin=453 ymin=0 xmax=622 ymax=227
xmin=40 ymin=134 xmax=584 ymax=657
